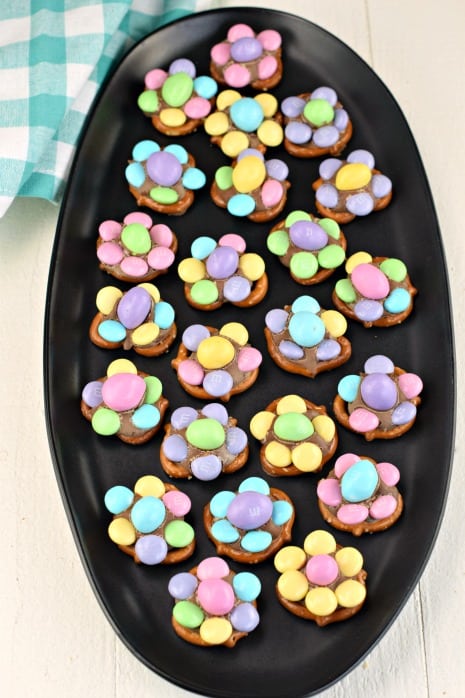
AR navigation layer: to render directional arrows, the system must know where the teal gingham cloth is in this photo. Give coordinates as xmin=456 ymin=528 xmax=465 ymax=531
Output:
xmin=0 ymin=0 xmax=216 ymax=218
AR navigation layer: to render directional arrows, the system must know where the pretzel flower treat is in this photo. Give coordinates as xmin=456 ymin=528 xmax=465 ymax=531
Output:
xmin=168 ymin=556 xmax=262 ymax=647
xmin=172 ymin=322 xmax=262 ymax=401
xmin=274 ymin=530 xmax=367 ymax=626
xmin=210 ymin=23 xmax=283 ymax=90
xmin=125 ymin=140 xmax=206 ymax=215
xmin=211 ymin=148 xmax=290 ymax=222
xmin=89 ymin=283 xmax=176 ymax=357
xmin=312 ymin=149 xmax=392 ymax=223
xmin=160 ymin=403 xmax=248 ymax=480
xmin=137 ymin=57 xmax=218 ymax=136
xmin=204 ymin=90 xmax=283 ymax=157
xmin=267 ymin=210 xmax=346 ymax=285
xmin=104 ymin=475 xmax=195 ymax=564
xmin=334 ymin=354 xmax=423 ymax=440
xmin=81 ymin=359 xmax=168 ymax=444
xmin=264 ymin=294 xmax=351 ymax=378
xmin=204 ymin=476 xmax=295 ymax=563
xmin=178 ymin=233 xmax=267 ymax=309
xmin=333 ymin=251 xmax=417 ymax=327
xmin=250 ymin=394 xmax=338 ymax=476
xmin=282 ymin=86 xmax=353 ymax=158
xmin=317 ymin=453 xmax=403 ymax=535
xmin=96 ymin=212 xmax=177 ymax=282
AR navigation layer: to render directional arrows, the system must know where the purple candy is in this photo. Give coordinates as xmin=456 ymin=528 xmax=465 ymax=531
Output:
xmin=231 ymin=36 xmax=263 ymax=62
xmin=265 ymin=158 xmax=289 ymax=182
xmin=116 ymin=286 xmax=152 ymax=329
xmin=334 ymin=108 xmax=349 ymax=130
xmin=82 ymin=380 xmax=103 ymax=408
xmin=201 ymin=402 xmax=229 ymax=424
xmin=203 ymin=370 xmax=234 ymax=397
xmin=313 ymin=125 xmax=339 ymax=148
xmin=182 ymin=324 xmax=210 ymax=351
xmin=392 ymin=401 xmax=417 ymax=425
xmin=316 ymin=339 xmax=341 ymax=361
xmin=281 ymin=96 xmax=305 ymax=117
xmin=319 ymin=158 xmax=342 ymax=180
xmin=146 ymin=150 xmax=182 ymax=186
xmin=206 ymin=245 xmax=239 ymax=279
xmin=226 ymin=427 xmax=248 ymax=455
xmin=361 ymin=373 xmax=398 ymax=411
xmin=237 ymin=148 xmax=264 ymax=162
xmin=354 ymin=299 xmax=384 ymax=323
xmin=170 ymin=406 xmax=198 ymax=430
xmin=191 ymin=454 xmax=223 ymax=481
xmin=284 ymin=121 xmax=312 ymax=145
xmin=223 ymin=275 xmax=251 ymax=302
xmin=346 ymin=193 xmax=374 ymax=216
xmin=315 ymin=183 xmax=338 ymax=208
xmin=289 ymin=220 xmax=328 ymax=251
xmin=279 ymin=339 xmax=304 ymax=360
xmin=135 ymin=534 xmax=168 ymax=565
xmin=347 ymin=149 xmax=375 ymax=169
xmin=230 ymin=602 xmax=260 ymax=632
xmin=168 ymin=572 xmax=198 ymax=599
xmin=227 ymin=491 xmax=272 ymax=530
xmin=265 ymin=308 xmax=288 ymax=333
xmin=364 ymin=355 xmax=394 ymax=374
xmin=311 ymin=86 xmax=337 ymax=106
xmin=162 ymin=434 xmax=188 ymax=462
xmin=371 ymin=173 xmax=392 ymax=198
xmin=169 ymin=58 xmax=196 ymax=78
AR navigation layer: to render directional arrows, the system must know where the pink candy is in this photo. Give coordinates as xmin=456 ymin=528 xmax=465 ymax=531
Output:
xmin=351 ymin=264 xmax=390 ymax=300
xmin=184 ymin=96 xmax=211 ymax=119
xmin=150 ymin=223 xmax=173 ymax=246
xmin=178 ymin=359 xmax=204 ymax=386
xmin=337 ymin=504 xmax=369 ymax=525
xmin=120 ymin=256 xmax=149 ymax=277
xmin=147 ymin=246 xmax=175 ymax=270
xmin=316 ymin=478 xmax=342 ymax=507
xmin=227 ymin=23 xmax=255 ymax=42
xmin=261 ymin=178 xmax=283 ymax=208
xmin=256 ymin=29 xmax=282 ymax=51
xmin=101 ymin=373 xmax=146 ymax=412
xmin=306 ymin=554 xmax=339 ymax=586
xmin=144 ymin=68 xmax=167 ymax=90
xmin=218 ymin=233 xmax=246 ymax=253
xmin=223 ymin=63 xmax=250 ymax=88
xmin=376 ymin=461 xmax=400 ymax=487
xmin=99 ymin=220 xmax=122 ymax=241
xmin=398 ymin=372 xmax=423 ymax=399
xmin=197 ymin=556 xmax=229 ymax=580
xmin=348 ymin=407 xmax=380 ymax=433
xmin=163 ymin=490 xmax=191 ymax=517
xmin=97 ymin=241 xmax=124 ymax=266
xmin=124 ymin=211 xmax=153 ymax=227
xmin=369 ymin=494 xmax=397 ymax=520
xmin=257 ymin=55 xmax=278 ymax=81
xmin=210 ymin=42 xmax=231 ymax=65
xmin=197 ymin=578 xmax=235 ymax=616
xmin=334 ymin=453 xmax=360 ymax=478
xmin=237 ymin=347 xmax=262 ymax=372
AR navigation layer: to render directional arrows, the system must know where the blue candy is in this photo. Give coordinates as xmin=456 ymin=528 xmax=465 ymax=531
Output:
xmin=341 ymin=459 xmax=379 ymax=502
xmin=131 ymin=404 xmax=160 ymax=430
xmin=182 ymin=167 xmax=206 ymax=190
xmin=191 ymin=236 xmax=217 ymax=259
xmin=125 ymin=162 xmax=146 ymax=188
xmin=209 ymin=490 xmax=236 ymax=518
xmin=193 ymin=75 xmax=218 ymax=99
xmin=238 ymin=477 xmax=270 ymax=495
xmin=227 ymin=193 xmax=256 ymax=217
xmin=241 ymin=530 xmax=272 ymax=553
xmin=130 ymin=496 xmax=166 ymax=534
xmin=154 ymin=300 xmax=175 ymax=329
xmin=104 ymin=485 xmax=134 ymax=515
xmin=211 ymin=519 xmax=240 ymax=543
xmin=288 ymin=311 xmax=325 ymax=347
xmin=132 ymin=139 xmax=160 ymax=161
xmin=98 ymin=319 xmax=126 ymax=343
xmin=291 ymin=295 xmax=321 ymax=314
xmin=163 ymin=143 xmax=188 ymax=163
xmin=338 ymin=374 xmax=361 ymax=402
xmin=233 ymin=572 xmax=261 ymax=602
xmin=230 ymin=97 xmax=264 ymax=132
xmin=384 ymin=287 xmax=411 ymax=314
xmin=271 ymin=500 xmax=293 ymax=526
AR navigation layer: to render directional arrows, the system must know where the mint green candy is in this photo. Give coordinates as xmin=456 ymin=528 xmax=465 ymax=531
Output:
xmin=173 ymin=600 xmax=204 ymax=628
xmin=273 ymin=412 xmax=314 ymax=441
xmin=150 ymin=187 xmax=179 ymax=204
xmin=285 ymin=210 xmax=311 ymax=227
xmin=143 ymin=376 xmax=162 ymax=403
xmin=161 ymin=73 xmax=194 ymax=107
xmin=335 ymin=278 xmax=356 ymax=303
xmin=379 ymin=258 xmax=407 ymax=282
xmin=92 ymin=408 xmax=120 ymax=436
xmin=137 ymin=90 xmax=159 ymax=114
xmin=191 ymin=279 xmax=219 ymax=305
xmin=215 ymin=166 xmax=233 ymax=190
xmin=121 ymin=222 xmax=151 ymax=254
xmin=290 ymin=251 xmax=319 ymax=279
xmin=267 ymin=229 xmax=289 ymax=256
xmin=318 ymin=217 xmax=340 ymax=239
xmin=165 ymin=520 xmax=195 ymax=548
xmin=303 ymin=99 xmax=334 ymax=126
xmin=318 ymin=244 xmax=345 ymax=269
xmin=186 ymin=418 xmax=225 ymax=450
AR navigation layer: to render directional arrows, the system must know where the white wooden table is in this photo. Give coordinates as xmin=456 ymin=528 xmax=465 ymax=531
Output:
xmin=2 ymin=1 xmax=464 ymax=696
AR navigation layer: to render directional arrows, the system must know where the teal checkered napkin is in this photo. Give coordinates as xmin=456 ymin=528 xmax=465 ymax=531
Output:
xmin=0 ymin=0 xmax=202 ymax=218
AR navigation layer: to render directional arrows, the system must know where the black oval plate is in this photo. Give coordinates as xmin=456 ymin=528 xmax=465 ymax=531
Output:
xmin=44 ymin=8 xmax=455 ymax=698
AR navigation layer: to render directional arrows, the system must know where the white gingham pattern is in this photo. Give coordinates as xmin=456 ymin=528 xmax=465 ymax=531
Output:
xmin=0 ymin=0 xmax=210 ymax=218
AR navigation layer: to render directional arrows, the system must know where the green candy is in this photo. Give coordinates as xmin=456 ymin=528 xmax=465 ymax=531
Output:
xmin=267 ymin=229 xmax=290 ymax=256
xmin=318 ymin=244 xmax=345 ymax=269
xmin=379 ymin=258 xmax=407 ymax=282
xmin=191 ymin=279 xmax=219 ymax=305
xmin=161 ymin=72 xmax=194 ymax=107
xmin=318 ymin=217 xmax=340 ymax=239
xmin=289 ymin=251 xmax=319 ymax=279
xmin=186 ymin=418 xmax=225 ymax=450
xmin=285 ymin=210 xmax=311 ymax=227
xmin=137 ymin=90 xmax=159 ymax=114
xmin=215 ymin=165 xmax=233 ymax=190
xmin=335 ymin=278 xmax=356 ymax=303
xmin=91 ymin=408 xmax=120 ymax=436
xmin=150 ymin=187 xmax=179 ymax=204
xmin=303 ymin=99 xmax=334 ymax=126
xmin=121 ymin=222 xmax=151 ymax=254
xmin=143 ymin=376 xmax=162 ymax=403
xmin=165 ymin=520 xmax=195 ymax=548
xmin=273 ymin=412 xmax=314 ymax=442
xmin=173 ymin=600 xmax=204 ymax=628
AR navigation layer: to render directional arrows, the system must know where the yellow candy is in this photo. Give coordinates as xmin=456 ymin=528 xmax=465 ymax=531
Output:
xmin=107 ymin=358 xmax=137 ymax=376
xmin=335 ymin=163 xmax=372 ymax=191
xmin=254 ymin=93 xmax=278 ymax=117
xmin=257 ymin=120 xmax=283 ymax=147
xmin=216 ymin=89 xmax=241 ymax=111
xmin=274 ymin=545 xmax=306 ymax=573
xmin=131 ymin=322 xmax=160 ymax=346
xmin=199 ymin=617 xmax=233 ymax=645
xmin=249 ymin=410 xmax=275 ymax=440
xmin=134 ymin=475 xmax=165 ymax=498
xmin=291 ymin=442 xmax=322 ymax=472
xmin=220 ymin=321 xmax=248 ymax=346
xmin=232 ymin=155 xmax=266 ymax=194
xmin=221 ymin=130 xmax=249 ymax=157
xmin=137 ymin=283 xmax=161 ymax=303
xmin=345 ymin=251 xmax=372 ymax=274
xmin=265 ymin=441 xmax=292 ymax=468
xmin=305 ymin=587 xmax=338 ymax=617
xmin=320 ymin=309 xmax=347 ymax=338
xmin=204 ymin=111 xmax=229 ymax=136
xmin=312 ymin=414 xmax=336 ymax=442
xmin=178 ymin=258 xmax=206 ymax=283
xmin=277 ymin=570 xmax=308 ymax=601
xmin=335 ymin=547 xmax=364 ymax=577
xmin=276 ymin=394 xmax=307 ymax=415
xmin=96 ymin=286 xmax=123 ymax=314
xmin=335 ymin=579 xmax=366 ymax=608
xmin=303 ymin=530 xmax=336 ymax=556
xmin=160 ymin=107 xmax=187 ymax=127
xmin=108 ymin=518 xmax=136 ymax=546
xmin=238 ymin=252 xmax=265 ymax=281
xmin=197 ymin=336 xmax=235 ymax=369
